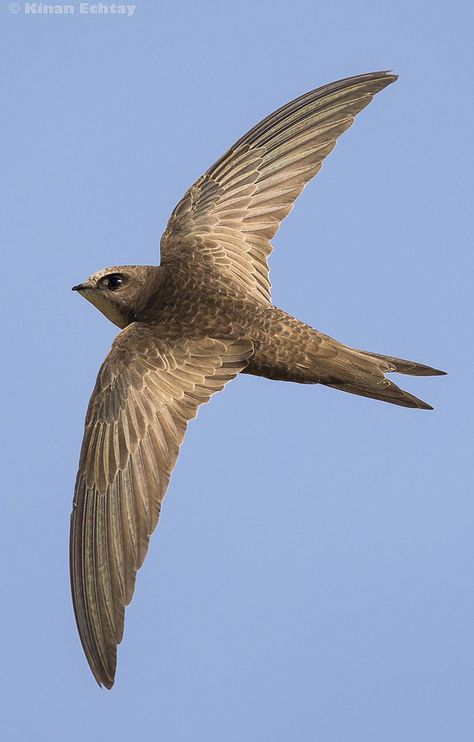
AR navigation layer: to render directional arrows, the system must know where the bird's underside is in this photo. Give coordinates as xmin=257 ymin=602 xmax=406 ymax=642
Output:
xmin=242 ymin=306 xmax=443 ymax=409
xmin=70 ymin=71 xmax=445 ymax=689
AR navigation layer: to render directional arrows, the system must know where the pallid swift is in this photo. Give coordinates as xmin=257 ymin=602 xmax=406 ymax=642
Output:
xmin=71 ymin=71 xmax=445 ymax=688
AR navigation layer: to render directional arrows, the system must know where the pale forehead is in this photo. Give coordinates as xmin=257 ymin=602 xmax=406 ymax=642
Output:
xmin=88 ymin=266 xmax=131 ymax=282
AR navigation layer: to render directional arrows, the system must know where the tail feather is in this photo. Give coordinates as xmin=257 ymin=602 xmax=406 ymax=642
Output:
xmin=319 ymin=343 xmax=446 ymax=410
xmin=355 ymin=349 xmax=446 ymax=377
xmin=326 ymin=378 xmax=434 ymax=410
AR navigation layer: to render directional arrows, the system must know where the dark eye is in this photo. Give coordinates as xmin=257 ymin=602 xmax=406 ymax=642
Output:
xmin=100 ymin=273 xmax=126 ymax=291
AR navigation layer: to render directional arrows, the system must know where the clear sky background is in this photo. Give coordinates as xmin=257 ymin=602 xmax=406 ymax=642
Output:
xmin=1 ymin=1 xmax=472 ymax=740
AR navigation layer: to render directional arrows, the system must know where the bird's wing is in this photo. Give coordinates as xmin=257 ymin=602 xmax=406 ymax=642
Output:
xmin=161 ymin=71 xmax=397 ymax=305
xmin=70 ymin=324 xmax=253 ymax=688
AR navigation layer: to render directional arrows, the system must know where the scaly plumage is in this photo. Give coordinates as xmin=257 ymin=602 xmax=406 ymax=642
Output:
xmin=71 ymin=71 xmax=445 ymax=688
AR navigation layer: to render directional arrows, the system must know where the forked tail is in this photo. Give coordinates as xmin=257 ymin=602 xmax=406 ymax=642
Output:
xmin=323 ymin=346 xmax=446 ymax=410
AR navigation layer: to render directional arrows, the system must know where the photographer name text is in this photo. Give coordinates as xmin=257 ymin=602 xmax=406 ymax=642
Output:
xmin=11 ymin=3 xmax=137 ymax=16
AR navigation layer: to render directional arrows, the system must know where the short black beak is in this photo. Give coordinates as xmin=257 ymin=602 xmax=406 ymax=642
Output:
xmin=72 ymin=283 xmax=87 ymax=292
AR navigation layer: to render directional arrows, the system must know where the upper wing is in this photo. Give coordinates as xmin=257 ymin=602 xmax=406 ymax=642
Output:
xmin=70 ymin=324 xmax=253 ymax=688
xmin=161 ymin=71 xmax=397 ymax=305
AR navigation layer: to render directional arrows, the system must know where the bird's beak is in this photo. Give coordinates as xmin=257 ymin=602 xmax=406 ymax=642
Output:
xmin=72 ymin=282 xmax=92 ymax=292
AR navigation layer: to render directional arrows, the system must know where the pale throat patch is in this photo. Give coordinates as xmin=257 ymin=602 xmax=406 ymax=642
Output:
xmin=81 ymin=289 xmax=129 ymax=328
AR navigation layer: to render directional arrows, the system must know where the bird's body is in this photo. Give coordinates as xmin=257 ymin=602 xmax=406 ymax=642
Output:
xmin=71 ymin=71 xmax=445 ymax=688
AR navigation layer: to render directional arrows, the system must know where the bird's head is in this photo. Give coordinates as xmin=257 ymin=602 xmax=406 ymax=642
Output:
xmin=72 ymin=265 xmax=159 ymax=328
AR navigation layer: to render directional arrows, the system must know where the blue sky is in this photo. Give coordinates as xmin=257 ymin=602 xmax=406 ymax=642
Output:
xmin=1 ymin=1 xmax=472 ymax=740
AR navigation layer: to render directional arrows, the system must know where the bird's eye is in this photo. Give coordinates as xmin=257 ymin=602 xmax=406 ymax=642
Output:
xmin=100 ymin=273 xmax=126 ymax=291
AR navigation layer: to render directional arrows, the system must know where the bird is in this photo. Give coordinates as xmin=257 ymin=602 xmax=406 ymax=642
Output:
xmin=70 ymin=71 xmax=445 ymax=689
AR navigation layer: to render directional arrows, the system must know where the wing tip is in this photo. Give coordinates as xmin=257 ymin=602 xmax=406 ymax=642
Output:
xmin=99 ymin=677 xmax=115 ymax=690
xmin=90 ymin=656 xmax=116 ymax=689
xmin=331 ymin=69 xmax=398 ymax=87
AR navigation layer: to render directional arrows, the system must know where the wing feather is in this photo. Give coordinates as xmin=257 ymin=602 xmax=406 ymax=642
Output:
xmin=70 ymin=325 xmax=253 ymax=688
xmin=161 ymin=71 xmax=397 ymax=304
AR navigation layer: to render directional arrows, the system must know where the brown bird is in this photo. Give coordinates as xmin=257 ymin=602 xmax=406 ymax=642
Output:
xmin=70 ymin=71 xmax=445 ymax=689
